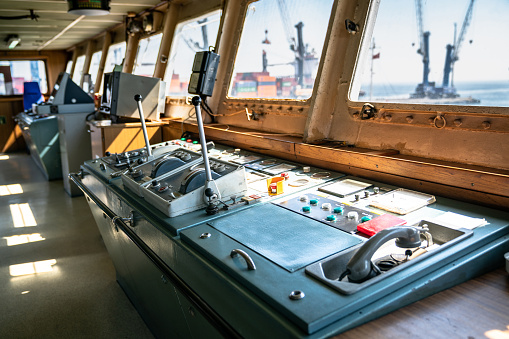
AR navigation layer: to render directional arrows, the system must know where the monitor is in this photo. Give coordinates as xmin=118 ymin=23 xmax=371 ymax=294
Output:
xmin=100 ymin=72 xmax=165 ymax=122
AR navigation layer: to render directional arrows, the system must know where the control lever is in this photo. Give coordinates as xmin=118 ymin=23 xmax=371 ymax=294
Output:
xmin=205 ymin=188 xmax=219 ymax=215
xmin=344 ymin=226 xmax=427 ymax=283
xmin=134 ymin=94 xmax=153 ymax=160
xmin=192 ymin=96 xmax=222 ymax=209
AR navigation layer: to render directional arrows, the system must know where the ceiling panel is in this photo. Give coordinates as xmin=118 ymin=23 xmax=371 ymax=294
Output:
xmin=0 ymin=0 xmax=165 ymax=51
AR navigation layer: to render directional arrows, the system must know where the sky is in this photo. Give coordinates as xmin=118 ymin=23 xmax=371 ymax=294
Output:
xmin=360 ymin=0 xmax=509 ymax=85
xmin=232 ymin=0 xmax=335 ymax=77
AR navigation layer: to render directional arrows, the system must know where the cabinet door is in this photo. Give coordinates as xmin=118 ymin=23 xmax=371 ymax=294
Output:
xmin=115 ymin=214 xmax=190 ymax=338
xmin=176 ymin=290 xmax=224 ymax=339
xmin=85 ymin=197 xmax=135 ymax=296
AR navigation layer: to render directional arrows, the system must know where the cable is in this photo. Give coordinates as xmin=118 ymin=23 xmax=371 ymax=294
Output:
xmin=85 ymin=111 xmax=97 ymax=121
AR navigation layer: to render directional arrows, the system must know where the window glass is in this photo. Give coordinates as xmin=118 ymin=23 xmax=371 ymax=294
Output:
xmin=163 ymin=11 xmax=221 ymax=96
xmin=228 ymin=0 xmax=334 ymax=100
xmin=104 ymin=42 xmax=127 ymax=73
xmin=133 ymin=33 xmax=163 ymax=77
xmin=88 ymin=51 xmax=102 ymax=86
xmin=72 ymin=55 xmax=86 ymax=84
xmin=100 ymin=42 xmax=126 ymax=93
xmin=65 ymin=60 xmax=73 ymax=74
xmin=0 ymin=60 xmax=48 ymax=95
xmin=352 ymin=0 xmax=509 ymax=108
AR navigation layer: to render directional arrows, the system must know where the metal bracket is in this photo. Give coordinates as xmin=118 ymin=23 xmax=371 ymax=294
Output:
xmin=111 ymin=211 xmax=135 ymax=229
xmin=345 ymin=19 xmax=359 ymax=34
xmin=361 ymin=103 xmax=377 ymax=120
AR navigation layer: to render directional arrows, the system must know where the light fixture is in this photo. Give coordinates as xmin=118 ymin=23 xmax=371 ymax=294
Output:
xmin=6 ymin=35 xmax=20 ymax=49
xmin=67 ymin=0 xmax=110 ymax=16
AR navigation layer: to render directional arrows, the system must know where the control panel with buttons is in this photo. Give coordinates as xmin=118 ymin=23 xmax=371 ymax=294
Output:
xmin=277 ymin=193 xmax=378 ymax=233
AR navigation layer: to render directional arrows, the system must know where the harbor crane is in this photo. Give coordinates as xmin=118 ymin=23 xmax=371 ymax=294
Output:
xmin=441 ymin=0 xmax=475 ymax=97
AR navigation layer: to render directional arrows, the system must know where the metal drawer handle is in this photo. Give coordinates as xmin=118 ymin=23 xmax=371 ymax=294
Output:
xmin=230 ymin=249 xmax=256 ymax=270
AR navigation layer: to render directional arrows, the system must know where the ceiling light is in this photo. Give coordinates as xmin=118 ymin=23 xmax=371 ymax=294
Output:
xmin=6 ymin=35 xmax=20 ymax=49
xmin=67 ymin=0 xmax=110 ymax=16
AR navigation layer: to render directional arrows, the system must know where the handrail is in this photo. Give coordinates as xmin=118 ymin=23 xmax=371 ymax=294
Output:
xmin=69 ymin=172 xmax=242 ymax=339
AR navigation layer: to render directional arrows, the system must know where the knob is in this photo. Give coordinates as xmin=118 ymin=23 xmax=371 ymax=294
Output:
xmin=181 ymin=153 xmax=192 ymax=161
xmin=360 ymin=216 xmax=372 ymax=223
xmin=326 ymin=215 xmax=337 ymax=222
xmin=347 ymin=211 xmax=359 ymax=221
xmin=205 ymin=188 xmax=215 ymax=197
xmin=302 ymin=206 xmax=311 ymax=213
xmin=215 ymin=164 xmax=226 ymax=173
xmin=105 ymin=151 xmax=111 ymax=156
xmin=333 ymin=206 xmax=344 ymax=214
xmin=310 ymin=199 xmax=319 ymax=206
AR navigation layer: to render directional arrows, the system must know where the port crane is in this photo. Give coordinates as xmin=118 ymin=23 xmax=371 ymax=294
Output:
xmin=261 ymin=0 xmax=307 ymax=86
xmin=412 ymin=0 xmax=475 ymax=99
xmin=412 ymin=0 xmax=433 ymax=98
xmin=441 ymin=0 xmax=475 ymax=97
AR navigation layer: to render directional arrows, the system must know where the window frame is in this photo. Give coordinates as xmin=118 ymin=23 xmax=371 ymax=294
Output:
xmin=345 ymin=0 xmax=509 ymax=132
xmin=0 ymin=58 xmax=49 ymax=96
xmin=133 ymin=33 xmax=163 ymax=77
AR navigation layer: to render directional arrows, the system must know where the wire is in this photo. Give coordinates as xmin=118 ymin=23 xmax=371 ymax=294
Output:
xmin=85 ymin=111 xmax=97 ymax=121
xmin=181 ymin=107 xmax=196 ymax=136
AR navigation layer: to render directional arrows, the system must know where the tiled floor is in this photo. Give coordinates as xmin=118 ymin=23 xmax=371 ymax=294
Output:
xmin=0 ymin=153 xmax=154 ymax=338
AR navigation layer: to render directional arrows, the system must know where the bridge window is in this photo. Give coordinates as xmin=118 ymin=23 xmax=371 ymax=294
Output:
xmin=100 ymin=41 xmax=127 ymax=93
xmin=104 ymin=42 xmax=127 ymax=74
xmin=163 ymin=10 xmax=222 ymax=96
xmin=88 ymin=51 xmax=102 ymax=89
xmin=228 ymin=0 xmax=334 ymax=100
xmin=133 ymin=33 xmax=163 ymax=77
xmin=65 ymin=60 xmax=72 ymax=74
xmin=72 ymin=55 xmax=86 ymax=85
xmin=0 ymin=60 xmax=48 ymax=95
xmin=351 ymin=0 xmax=509 ymax=108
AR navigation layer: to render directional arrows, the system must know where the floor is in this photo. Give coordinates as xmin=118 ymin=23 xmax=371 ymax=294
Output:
xmin=0 ymin=153 xmax=154 ymax=338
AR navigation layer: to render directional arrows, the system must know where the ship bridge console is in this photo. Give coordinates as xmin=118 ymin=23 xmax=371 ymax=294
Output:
xmin=71 ymin=136 xmax=509 ymax=338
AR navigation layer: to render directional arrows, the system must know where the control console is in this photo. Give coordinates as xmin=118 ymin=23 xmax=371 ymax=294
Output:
xmin=121 ymin=148 xmax=203 ymax=197
xmin=141 ymin=157 xmax=247 ymax=217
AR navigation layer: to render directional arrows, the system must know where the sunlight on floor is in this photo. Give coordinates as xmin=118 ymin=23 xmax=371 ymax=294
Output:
xmin=10 ymin=203 xmax=37 ymax=227
xmin=3 ymin=233 xmax=45 ymax=246
xmin=486 ymin=326 xmax=509 ymax=339
xmin=9 ymin=259 xmax=57 ymax=277
xmin=0 ymin=155 xmax=9 ymax=160
xmin=0 ymin=184 xmax=23 ymax=196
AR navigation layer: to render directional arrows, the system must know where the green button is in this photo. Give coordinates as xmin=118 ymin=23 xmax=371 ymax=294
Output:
xmin=310 ymin=199 xmax=319 ymax=205
xmin=360 ymin=216 xmax=372 ymax=223
xmin=333 ymin=207 xmax=344 ymax=214
xmin=302 ymin=206 xmax=311 ymax=213
xmin=193 ymin=141 xmax=199 ymax=144
xmin=181 ymin=137 xmax=186 ymax=141
xmin=326 ymin=215 xmax=336 ymax=222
